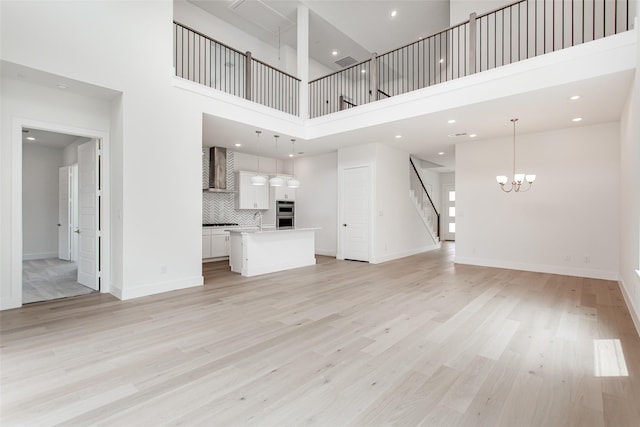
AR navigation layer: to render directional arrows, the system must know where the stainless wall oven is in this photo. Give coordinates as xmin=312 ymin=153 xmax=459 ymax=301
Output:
xmin=276 ymin=200 xmax=294 ymax=229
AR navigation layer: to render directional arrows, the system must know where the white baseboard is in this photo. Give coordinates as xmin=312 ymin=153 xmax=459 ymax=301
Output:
xmin=454 ymin=256 xmax=618 ymax=281
xmin=371 ymin=243 xmax=441 ymax=264
xmin=1 ymin=296 xmax=22 ymax=311
xmin=23 ymin=252 xmax=58 ymax=261
xmin=315 ymin=249 xmax=336 ymax=257
xmin=619 ymin=275 xmax=640 ymax=337
xmin=110 ymin=285 xmax=123 ymax=300
xmin=120 ymin=276 xmax=204 ymax=300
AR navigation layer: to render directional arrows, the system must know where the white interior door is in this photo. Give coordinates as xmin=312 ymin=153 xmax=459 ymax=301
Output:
xmin=57 ymin=166 xmax=71 ymax=260
xmin=77 ymin=140 xmax=100 ymax=290
xmin=70 ymin=164 xmax=79 ymax=262
xmin=342 ymin=166 xmax=369 ymax=261
xmin=442 ymin=184 xmax=456 ymax=241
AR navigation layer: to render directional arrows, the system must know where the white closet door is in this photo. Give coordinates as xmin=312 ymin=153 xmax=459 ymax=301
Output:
xmin=342 ymin=166 xmax=370 ymax=262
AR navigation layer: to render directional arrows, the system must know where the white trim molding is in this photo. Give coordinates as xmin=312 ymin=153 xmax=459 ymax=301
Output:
xmin=371 ymin=243 xmax=441 ymax=264
xmin=4 ymin=118 xmax=111 ymax=311
xmin=619 ymin=276 xmax=640 ymax=337
xmin=120 ymin=276 xmax=203 ymax=300
xmin=454 ymin=256 xmax=619 ymax=281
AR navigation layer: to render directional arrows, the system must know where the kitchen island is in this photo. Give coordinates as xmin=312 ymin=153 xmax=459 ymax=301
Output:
xmin=228 ymin=227 xmax=319 ymax=277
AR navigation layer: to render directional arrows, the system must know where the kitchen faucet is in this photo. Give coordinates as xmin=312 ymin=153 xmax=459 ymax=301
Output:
xmin=253 ymin=211 xmax=263 ymax=231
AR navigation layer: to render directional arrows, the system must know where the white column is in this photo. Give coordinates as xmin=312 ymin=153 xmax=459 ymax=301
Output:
xmin=297 ymin=4 xmax=309 ymax=119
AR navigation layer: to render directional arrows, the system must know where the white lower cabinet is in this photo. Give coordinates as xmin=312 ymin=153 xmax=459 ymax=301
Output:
xmin=202 ymin=233 xmax=212 ymax=259
xmin=202 ymin=228 xmax=230 ymax=259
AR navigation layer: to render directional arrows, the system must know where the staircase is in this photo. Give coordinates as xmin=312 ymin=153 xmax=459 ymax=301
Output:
xmin=409 ymin=158 xmax=440 ymax=244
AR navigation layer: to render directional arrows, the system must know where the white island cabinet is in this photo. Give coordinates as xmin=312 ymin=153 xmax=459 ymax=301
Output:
xmin=228 ymin=228 xmax=319 ymax=277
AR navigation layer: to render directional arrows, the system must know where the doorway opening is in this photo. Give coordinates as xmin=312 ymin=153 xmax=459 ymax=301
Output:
xmin=21 ymin=127 xmax=102 ymax=304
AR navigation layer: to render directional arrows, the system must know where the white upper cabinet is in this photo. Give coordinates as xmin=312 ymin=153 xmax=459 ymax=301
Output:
xmin=235 ymin=171 xmax=269 ymax=210
xmin=272 ymin=175 xmax=296 ymax=201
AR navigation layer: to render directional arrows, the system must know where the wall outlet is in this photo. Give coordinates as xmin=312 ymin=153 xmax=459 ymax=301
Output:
xmin=564 ymin=255 xmax=571 ymax=262
xmin=584 ymin=256 xmax=590 ymax=264
xmin=160 ymin=264 xmax=167 ymax=274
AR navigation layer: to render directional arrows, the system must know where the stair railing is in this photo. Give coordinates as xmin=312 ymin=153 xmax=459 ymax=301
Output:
xmin=409 ymin=158 xmax=440 ymax=240
xmin=173 ymin=21 xmax=300 ymax=116
xmin=310 ymin=0 xmax=633 ymax=117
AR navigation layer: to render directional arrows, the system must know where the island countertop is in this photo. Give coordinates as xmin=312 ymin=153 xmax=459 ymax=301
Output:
xmin=226 ymin=227 xmax=320 ymax=234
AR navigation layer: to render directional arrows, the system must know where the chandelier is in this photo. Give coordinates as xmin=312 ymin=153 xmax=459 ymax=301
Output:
xmin=496 ymin=118 xmax=536 ymax=192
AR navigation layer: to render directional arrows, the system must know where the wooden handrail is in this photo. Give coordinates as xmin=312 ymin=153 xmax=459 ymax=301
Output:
xmin=410 ymin=158 xmax=440 ymax=238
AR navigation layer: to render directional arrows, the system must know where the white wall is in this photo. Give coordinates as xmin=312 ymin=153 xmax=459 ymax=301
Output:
xmin=295 ymin=152 xmax=338 ymax=256
xmin=22 ymin=143 xmax=64 ymax=260
xmin=618 ymin=17 xmax=640 ymax=332
xmin=455 ymin=122 xmax=620 ymax=280
xmin=2 ymin=1 xmax=205 ymax=305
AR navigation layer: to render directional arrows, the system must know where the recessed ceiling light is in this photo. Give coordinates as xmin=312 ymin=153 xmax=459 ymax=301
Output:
xmin=361 ymin=69 xmax=366 ymax=74
xmin=572 ymin=117 xmax=583 ymax=122
xmin=391 ymin=10 xmax=397 ymax=17
xmin=395 ymin=135 xmax=402 ymax=139
xmin=447 ymin=119 xmax=456 ymax=124
xmin=234 ymin=143 xmax=241 ymax=147
xmin=56 ymin=83 xmax=67 ymax=89
xmin=26 ymin=136 xmax=35 ymax=141
xmin=332 ymin=50 xmax=338 ymax=56
xmin=570 ymin=95 xmax=581 ymax=100
xmin=469 ymin=134 xmax=477 ymax=138
xmin=289 ymin=153 xmax=294 ymax=158
xmin=439 ymin=58 xmax=444 ymax=63
xmin=438 ymin=152 xmax=445 ymax=155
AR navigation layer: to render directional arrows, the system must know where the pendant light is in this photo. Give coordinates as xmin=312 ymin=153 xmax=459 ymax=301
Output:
xmin=496 ymin=118 xmax=536 ymax=192
xmin=251 ymin=130 xmax=267 ymax=186
xmin=269 ymin=135 xmax=284 ymax=187
xmin=287 ymin=138 xmax=300 ymax=189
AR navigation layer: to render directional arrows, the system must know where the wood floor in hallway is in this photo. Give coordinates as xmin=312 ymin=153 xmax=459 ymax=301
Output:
xmin=1 ymin=243 xmax=639 ymax=426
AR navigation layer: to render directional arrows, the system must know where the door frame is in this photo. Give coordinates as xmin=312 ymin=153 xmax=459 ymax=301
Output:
xmin=9 ymin=117 xmax=111 ymax=309
xmin=442 ymin=183 xmax=456 ymax=241
xmin=337 ymin=161 xmax=375 ymax=262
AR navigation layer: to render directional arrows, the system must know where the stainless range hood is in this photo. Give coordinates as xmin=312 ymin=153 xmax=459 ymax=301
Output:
xmin=205 ymin=147 xmax=231 ymax=192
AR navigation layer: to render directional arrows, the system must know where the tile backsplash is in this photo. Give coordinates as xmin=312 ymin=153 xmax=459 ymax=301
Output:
xmin=202 ymin=149 xmax=265 ymax=225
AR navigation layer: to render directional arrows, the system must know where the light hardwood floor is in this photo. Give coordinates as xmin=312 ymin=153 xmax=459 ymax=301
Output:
xmin=1 ymin=243 xmax=639 ymax=426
